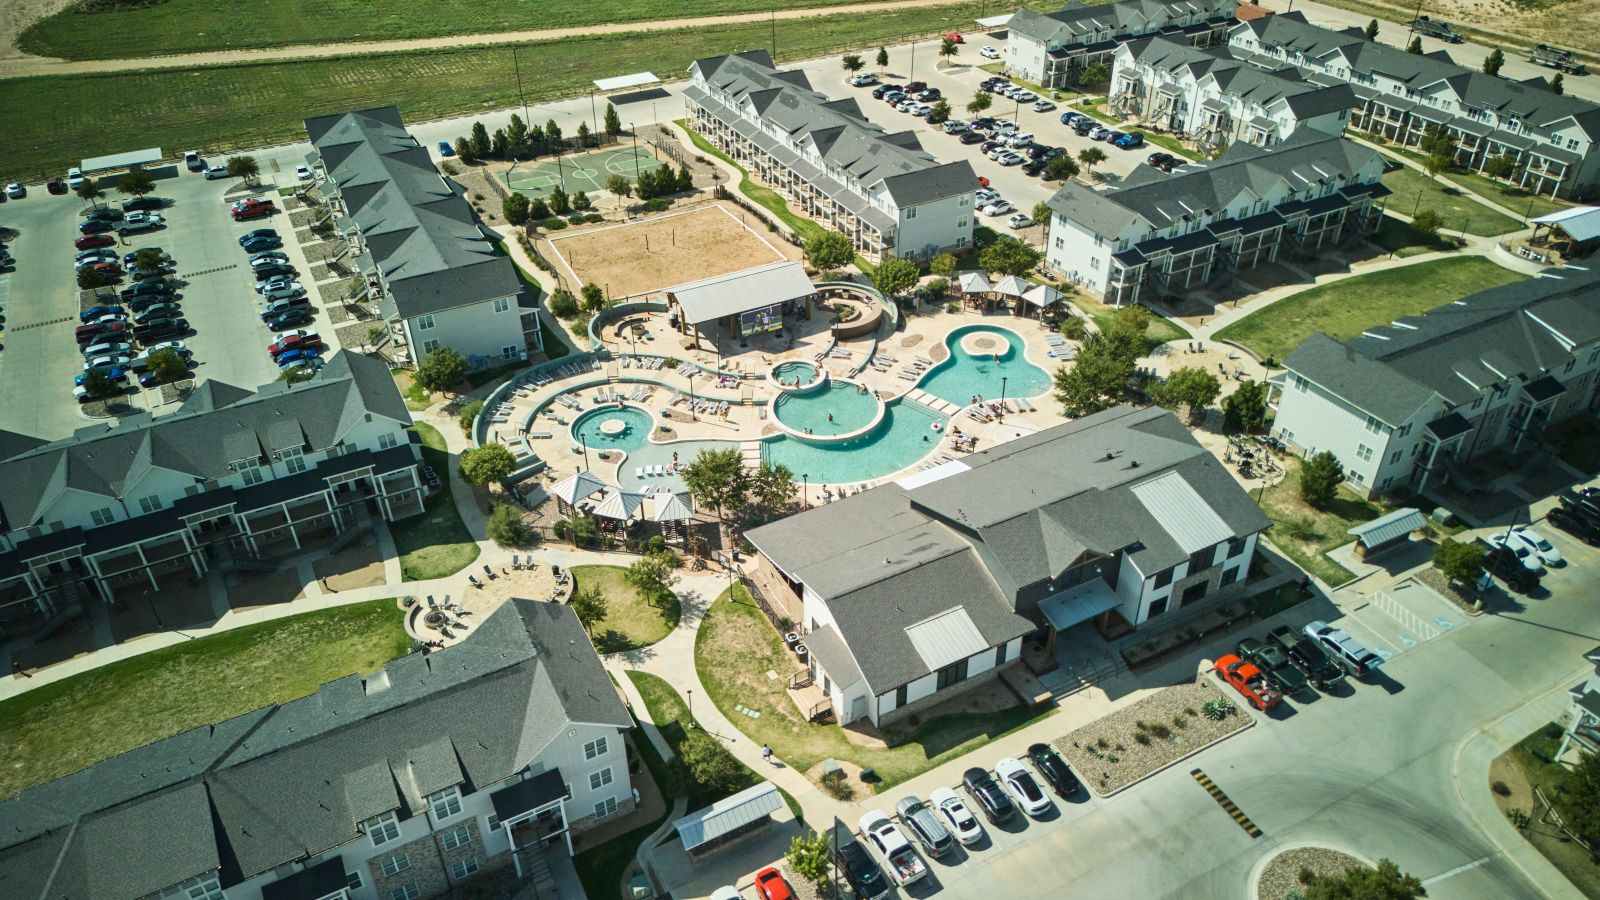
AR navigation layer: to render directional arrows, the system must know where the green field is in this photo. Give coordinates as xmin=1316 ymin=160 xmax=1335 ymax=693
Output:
xmin=390 ymin=423 xmax=481 ymax=580
xmin=1215 ymin=256 xmax=1527 ymax=364
xmin=1380 ymin=165 xmax=1523 ymax=237
xmin=1 ymin=2 xmax=991 ymax=181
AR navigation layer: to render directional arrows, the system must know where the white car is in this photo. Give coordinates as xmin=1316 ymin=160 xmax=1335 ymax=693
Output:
xmin=991 ymin=120 xmax=1019 ymax=135
xmin=1007 ymin=212 xmax=1035 ymax=229
xmin=980 ymin=45 xmax=1001 ymax=59
xmin=850 ymin=72 xmax=879 ymax=86
xmin=975 ymin=188 xmax=999 ymax=206
xmin=66 ymin=167 xmax=85 ymax=189
xmin=1511 ymin=527 xmax=1564 ymax=567
xmin=84 ymin=355 xmax=132 ymax=371
xmin=204 ymin=165 xmax=230 ymax=180
xmin=981 ymin=200 xmax=1015 ymax=216
xmin=1032 ymin=99 xmax=1057 ymax=112
xmin=1012 ymin=89 xmax=1038 ymax=102
xmin=985 ymin=146 xmax=1010 ymax=161
xmin=1486 ymin=533 xmax=1543 ymax=572
xmin=1005 ymin=132 xmax=1035 ymax=148
xmin=929 ymin=787 xmax=984 ymax=846
xmin=996 ymin=151 xmax=1025 ymax=166
xmin=4 ymin=182 xmax=23 ymax=198
xmin=910 ymin=103 xmax=934 ymax=118
xmin=943 ymin=119 xmax=969 ymax=133
xmin=261 ymin=281 xmax=305 ymax=301
xmin=995 ymin=757 xmax=1052 ymax=817
xmin=858 ymin=810 xmax=927 ymax=887
xmin=118 ymin=212 xmax=164 ymax=233
xmin=1088 ymin=125 xmax=1110 ymax=140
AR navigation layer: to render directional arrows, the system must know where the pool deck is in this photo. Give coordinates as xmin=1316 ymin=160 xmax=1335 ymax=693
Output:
xmin=491 ymin=304 xmax=1075 ymax=507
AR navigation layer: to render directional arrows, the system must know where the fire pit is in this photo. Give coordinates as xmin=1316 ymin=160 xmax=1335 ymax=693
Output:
xmin=423 ymin=610 xmax=448 ymax=630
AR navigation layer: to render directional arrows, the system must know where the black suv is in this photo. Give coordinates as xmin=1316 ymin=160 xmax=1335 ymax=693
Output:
xmin=829 ymin=825 xmax=888 ymax=900
xmin=871 ymin=83 xmax=901 ymax=99
xmin=133 ymin=317 xmax=189 ymax=342
xmin=1286 ymin=636 xmax=1345 ymax=690
xmin=962 ymin=766 xmax=1016 ymax=823
xmin=1548 ymin=507 xmax=1600 ymax=546
xmin=122 ymin=196 xmax=165 ymax=212
xmin=1480 ymin=542 xmax=1539 ymax=593
xmin=1238 ymin=636 xmax=1312 ymax=698
xmin=1558 ymin=488 xmax=1600 ymax=522
xmin=1027 ymin=743 xmax=1082 ymax=797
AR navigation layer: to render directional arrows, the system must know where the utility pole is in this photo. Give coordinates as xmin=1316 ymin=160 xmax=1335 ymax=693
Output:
xmin=512 ymin=46 xmax=529 ymax=125
xmin=771 ymin=10 xmax=777 ymax=59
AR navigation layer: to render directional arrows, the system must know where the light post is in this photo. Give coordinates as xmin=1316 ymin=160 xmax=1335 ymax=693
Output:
xmin=687 ymin=688 xmax=695 ymax=727
xmin=687 ymin=370 xmax=697 ymax=421
xmin=803 ymin=473 xmax=809 ymax=508
xmin=579 ymin=434 xmax=590 ymax=470
xmin=1001 ymin=375 xmax=1008 ymax=411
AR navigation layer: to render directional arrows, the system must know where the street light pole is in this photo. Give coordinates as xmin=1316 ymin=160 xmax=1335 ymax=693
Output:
xmin=803 ymin=474 xmax=809 ymax=508
xmin=580 ymin=435 xmax=590 ymax=470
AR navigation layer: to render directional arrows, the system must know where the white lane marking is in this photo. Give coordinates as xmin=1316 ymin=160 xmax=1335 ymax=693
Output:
xmin=1420 ymin=855 xmax=1493 ymax=887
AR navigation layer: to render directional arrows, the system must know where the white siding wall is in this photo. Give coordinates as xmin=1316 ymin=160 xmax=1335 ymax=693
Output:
xmin=871 ymin=637 xmax=1020 ymax=723
xmin=407 ymin=296 xmax=522 ymax=364
xmin=894 ymin=192 xmax=974 ymax=259
xmin=1047 ymin=214 xmax=1125 ymax=294
xmin=1273 ymin=372 xmax=1422 ymax=493
xmin=1007 ymin=33 xmax=1048 ymax=84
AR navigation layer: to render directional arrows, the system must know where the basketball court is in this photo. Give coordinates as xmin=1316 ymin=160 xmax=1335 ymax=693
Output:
xmin=504 ymin=146 xmax=665 ymax=200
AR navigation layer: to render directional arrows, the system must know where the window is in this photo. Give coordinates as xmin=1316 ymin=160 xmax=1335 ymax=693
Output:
xmin=1379 ymin=477 xmax=1392 ymax=490
xmin=389 ymin=881 xmax=420 ymax=900
xmin=1179 ymin=581 xmax=1208 ymax=607
xmin=440 ymin=823 xmax=472 ymax=851
xmin=416 ymin=314 xmax=436 ymax=331
xmin=1220 ymin=566 xmax=1240 ymax=588
xmin=280 ymin=446 xmax=307 ymax=474
xmin=1226 ymin=536 xmax=1248 ymax=559
xmin=422 ymin=339 xmax=441 ymax=354
xmin=1153 ymin=567 xmax=1174 ymax=589
xmin=450 ymin=857 xmax=482 ymax=880
xmin=487 ymin=814 xmax=502 ymax=832
xmin=138 ymin=495 xmax=162 ymax=515
xmin=1471 ymin=396 xmax=1484 ymax=410
xmin=156 ymin=876 xmax=226 ymax=900
xmin=378 ymin=431 xmax=399 ymax=450
xmin=347 ymin=870 xmax=363 ymax=892
xmin=595 ymin=796 xmax=619 ymax=819
xmin=236 ymin=457 xmax=265 ymax=486
xmin=501 ymin=344 xmax=519 ymax=360
xmin=381 ymin=852 xmax=411 ymax=876
xmin=1364 ymin=415 xmax=1383 ymax=434
xmin=365 ymin=811 xmax=401 ymax=846
xmin=1564 ymin=359 xmax=1576 ymax=374
xmin=1390 ymin=450 xmax=1403 ymax=464
xmin=589 ymin=767 xmax=614 ymax=791
xmin=996 ymin=642 xmax=1009 ymax=666
xmin=492 ymin=297 xmax=511 ymax=313
xmin=90 ymin=506 xmax=116 ymax=526
xmin=429 ymin=786 xmax=463 ymax=820
xmin=895 ymin=684 xmax=908 ymax=707
xmin=1187 ymin=547 xmax=1214 ymax=573
xmin=1146 ymin=596 xmax=1169 ymax=619
xmin=905 ymin=206 xmax=917 ymax=219
xmin=935 ymin=659 xmax=969 ymax=690
xmin=1291 ymin=374 xmax=1309 ymax=392
xmin=584 ymin=736 xmax=609 ymax=760
xmin=1356 ymin=443 xmax=1373 ymax=462
xmin=959 ymin=196 xmax=970 ymax=207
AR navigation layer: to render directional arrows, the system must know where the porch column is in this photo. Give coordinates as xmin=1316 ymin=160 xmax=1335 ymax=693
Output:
xmin=560 ymin=800 xmax=574 ymax=857
xmin=84 ymin=558 xmax=114 ymax=605
xmin=137 ymin=544 xmax=157 ymax=592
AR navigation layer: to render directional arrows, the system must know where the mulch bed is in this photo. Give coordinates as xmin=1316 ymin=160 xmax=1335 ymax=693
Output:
xmin=1054 ymin=676 xmax=1251 ymax=795
xmin=1257 ymin=847 xmax=1366 ymax=899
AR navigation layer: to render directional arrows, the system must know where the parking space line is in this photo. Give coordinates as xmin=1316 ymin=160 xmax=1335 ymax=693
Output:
xmin=1364 ymin=590 xmax=1440 ymax=641
xmin=181 ymin=264 xmax=237 ymax=279
xmin=1189 ymin=769 xmax=1262 ymax=838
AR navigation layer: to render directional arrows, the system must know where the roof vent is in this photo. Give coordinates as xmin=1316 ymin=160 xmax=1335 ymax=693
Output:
xmin=1127 ymin=460 xmax=1140 ymax=469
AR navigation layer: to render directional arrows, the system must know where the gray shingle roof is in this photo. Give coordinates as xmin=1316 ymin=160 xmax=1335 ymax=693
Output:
xmin=306 ymin=107 xmax=524 ymax=320
xmin=0 ymin=600 xmax=629 ymax=900
xmin=1124 ymin=35 xmax=1358 ymax=123
xmin=1011 ymin=0 xmax=1233 ymax=46
xmin=0 ymin=352 xmax=408 ymax=534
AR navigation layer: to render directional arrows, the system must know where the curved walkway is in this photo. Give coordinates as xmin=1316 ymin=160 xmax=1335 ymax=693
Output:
xmin=0 ymin=0 xmax=958 ymax=77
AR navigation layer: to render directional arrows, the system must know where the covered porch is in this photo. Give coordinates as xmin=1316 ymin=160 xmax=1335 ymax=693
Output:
xmin=492 ymin=768 xmax=576 ymax=865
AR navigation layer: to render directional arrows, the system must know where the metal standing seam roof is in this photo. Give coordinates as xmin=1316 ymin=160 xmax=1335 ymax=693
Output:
xmin=1039 ymin=579 xmax=1123 ymax=631
xmin=1130 ymin=471 xmax=1234 ymax=553
xmin=674 ymin=782 xmax=783 ymax=850
xmin=593 ymin=72 xmax=660 ymax=91
xmin=904 ymin=608 xmax=990 ymax=672
xmin=1532 ymin=206 xmax=1600 ymax=242
xmin=665 ymin=261 xmax=815 ymax=326
xmin=1348 ymin=507 xmax=1426 ymax=546
xmin=81 ymin=147 xmax=163 ymax=172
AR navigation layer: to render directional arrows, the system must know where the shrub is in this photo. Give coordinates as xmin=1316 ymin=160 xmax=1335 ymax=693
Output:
xmin=820 ymin=769 xmax=855 ymax=800
xmin=457 ymin=400 xmax=484 ymax=434
xmin=1506 ymin=807 xmax=1531 ymax=829
xmin=1147 ymin=723 xmax=1172 ymax=740
xmin=1491 ymin=780 xmax=1511 ymax=797
xmin=642 ymin=198 xmax=671 ymax=212
xmin=541 ymin=217 xmax=568 ymax=231
xmin=1172 ymin=714 xmax=1188 ymax=730
xmin=1201 ymin=698 xmax=1235 ymax=721
xmin=1134 ymin=732 xmax=1151 ymax=745
xmin=1060 ymin=316 xmax=1087 ymax=340
xmin=486 ymin=504 xmax=531 ymax=547
xmin=1299 ymin=451 xmax=1344 ymax=509
xmin=547 ymin=289 xmax=579 ymax=319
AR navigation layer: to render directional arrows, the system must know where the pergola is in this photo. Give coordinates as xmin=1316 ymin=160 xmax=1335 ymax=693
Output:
xmin=550 ymin=471 xmax=606 ymax=512
xmin=991 ymin=274 xmax=1030 ymax=312
xmin=957 ymin=271 xmax=993 ymax=308
xmin=1021 ymin=283 xmax=1065 ymax=319
xmin=649 ymin=491 xmax=697 ymax=548
xmin=664 ymin=261 xmax=817 ymax=348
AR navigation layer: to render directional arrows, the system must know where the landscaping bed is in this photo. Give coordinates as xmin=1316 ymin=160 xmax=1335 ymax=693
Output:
xmin=1257 ymin=847 xmax=1367 ymax=900
xmin=1121 ymin=599 xmax=1256 ymax=669
xmin=1054 ymin=676 xmax=1250 ymax=795
xmin=570 ymin=565 xmax=680 ymax=652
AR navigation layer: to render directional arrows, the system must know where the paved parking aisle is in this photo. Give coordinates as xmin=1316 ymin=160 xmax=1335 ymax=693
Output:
xmin=1345 ymin=579 xmax=1469 ymax=663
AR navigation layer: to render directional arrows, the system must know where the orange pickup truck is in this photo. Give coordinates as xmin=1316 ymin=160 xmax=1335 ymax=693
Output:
xmin=1214 ymin=654 xmax=1282 ymax=711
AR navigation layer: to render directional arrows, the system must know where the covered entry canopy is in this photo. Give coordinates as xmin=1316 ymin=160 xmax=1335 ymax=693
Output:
xmin=1040 ymin=579 xmax=1121 ymax=631
xmin=81 ymin=147 xmax=162 ymax=172
xmin=1348 ymin=507 xmax=1425 ymax=554
xmin=975 ymin=13 xmax=1014 ymax=28
xmin=665 ymin=260 xmax=815 ymax=328
xmin=594 ymin=72 xmax=661 ymax=92
xmin=675 ymin=781 xmax=783 ymax=854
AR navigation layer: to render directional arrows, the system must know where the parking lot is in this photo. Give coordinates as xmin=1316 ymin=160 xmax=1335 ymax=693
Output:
xmin=0 ymin=161 xmax=337 ymax=440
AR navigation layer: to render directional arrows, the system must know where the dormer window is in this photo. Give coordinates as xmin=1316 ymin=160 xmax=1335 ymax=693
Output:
xmin=428 ymin=786 xmax=463 ymax=821
xmin=365 ymin=810 xmax=401 ymax=846
xmin=234 ymin=457 xmax=265 ymax=486
xmin=279 ymin=446 xmax=307 ymax=474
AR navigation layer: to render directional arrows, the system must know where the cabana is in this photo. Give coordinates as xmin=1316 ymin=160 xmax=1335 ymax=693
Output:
xmin=649 ymin=491 xmax=697 ymax=549
xmin=550 ymin=471 xmax=606 ymax=512
xmin=1021 ymin=283 xmax=1064 ymax=319
xmin=664 ymin=261 xmax=817 ymax=349
xmin=991 ymin=275 xmax=1031 ymax=313
xmin=592 ymin=489 xmax=647 ymax=523
xmin=957 ymin=271 xmax=993 ymax=309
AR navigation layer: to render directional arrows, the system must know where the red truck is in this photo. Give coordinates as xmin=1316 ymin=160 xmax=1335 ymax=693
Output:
xmin=1214 ymin=654 xmax=1282 ymax=711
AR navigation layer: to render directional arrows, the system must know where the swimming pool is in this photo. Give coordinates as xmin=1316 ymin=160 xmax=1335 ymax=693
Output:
xmin=620 ymin=439 xmax=736 ymax=492
xmin=772 ymin=360 xmax=822 ymax=389
xmin=572 ymin=405 xmax=654 ymax=454
xmin=773 ymin=381 xmax=880 ymax=436
xmin=765 ymin=399 xmax=946 ymax=484
xmin=917 ymin=324 xmax=1051 ymax=406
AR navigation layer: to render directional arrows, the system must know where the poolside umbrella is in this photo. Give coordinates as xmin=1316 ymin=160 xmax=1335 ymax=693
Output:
xmin=550 ymin=471 xmax=606 ymax=509
xmin=957 ymin=271 xmax=993 ymax=295
xmin=592 ymin=490 xmax=647 ymax=522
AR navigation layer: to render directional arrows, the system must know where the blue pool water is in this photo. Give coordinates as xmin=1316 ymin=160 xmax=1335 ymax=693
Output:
xmin=773 ymin=382 xmax=879 ymax=436
xmin=571 ymin=406 xmax=654 ymax=453
xmin=917 ymin=325 xmax=1051 ymax=406
xmin=765 ymin=399 xmax=946 ymax=483
xmin=620 ymin=439 xmax=736 ymax=492
xmin=773 ymin=360 xmax=821 ymax=387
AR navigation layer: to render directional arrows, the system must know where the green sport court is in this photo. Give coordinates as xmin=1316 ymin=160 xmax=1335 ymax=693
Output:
xmin=505 ymin=147 xmax=665 ymax=199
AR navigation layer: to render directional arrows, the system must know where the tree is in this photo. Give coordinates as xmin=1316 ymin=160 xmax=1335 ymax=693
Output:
xmin=928 ymin=99 xmax=951 ymax=124
xmin=280 ymin=366 xmax=316 ymax=385
xmin=930 ymin=252 xmax=957 ymax=276
xmin=76 ymin=180 xmax=103 ymax=207
xmin=146 ymin=348 xmax=187 ymax=383
xmin=678 ymin=731 xmax=748 ymax=795
xmin=576 ymin=122 xmax=592 ymax=149
xmin=842 ymin=54 xmax=864 ymax=78
xmin=1559 ymin=751 xmax=1600 ymax=848
xmin=548 ymin=289 xmax=579 ymax=318
xmin=487 ymin=503 xmax=532 ymax=547
xmin=1411 ymin=209 xmax=1445 ymax=236
xmin=1364 ymin=19 xmax=1380 ymax=41
xmin=1482 ymin=153 xmax=1517 ymax=183
xmin=545 ymin=119 xmax=564 ymax=150
xmin=131 ymin=248 xmax=165 ymax=273
xmin=1551 ymin=73 xmax=1565 ymax=95
xmin=529 ymin=196 xmax=551 ymax=219
xmin=749 ymin=461 xmax=797 ymax=515
xmin=581 ymin=282 xmax=605 ymax=311
xmin=681 ymin=447 xmax=750 ymax=551
xmin=454 ymin=137 xmax=474 ymax=163
xmin=506 ymin=114 xmax=530 ymax=156
xmin=459 ymin=444 xmax=517 ymax=485
xmin=1299 ymin=451 xmax=1345 ymax=510
xmin=1104 ymin=304 xmax=1150 ymax=355
xmin=805 ymin=230 xmax=854 ymax=273
xmin=469 ymin=121 xmax=491 ymax=160
xmin=549 ymin=185 xmax=571 ymax=215
xmin=1153 ymin=367 xmax=1221 ymax=420
xmin=1483 ymin=48 xmax=1504 ymax=76
xmin=571 ymin=584 xmax=609 ymax=635
xmin=871 ymin=256 xmax=921 ymax=299
xmin=1078 ymin=146 xmax=1107 ymax=176
xmin=939 ymin=36 xmax=959 ymax=63
xmin=503 ymin=192 xmax=531 ymax=226
xmin=604 ymin=103 xmax=622 ymax=138
xmin=1406 ymin=36 xmax=1423 ymax=54
xmin=676 ymin=164 xmax=695 ymax=193
xmin=1079 ymin=62 xmax=1110 ymax=89
xmin=457 ymin=400 xmax=484 ymax=435
xmin=491 ymin=128 xmax=509 ymax=160
xmin=226 ymin=155 xmax=259 ymax=184
xmin=1222 ymin=379 xmax=1268 ymax=434
xmin=978 ymin=234 xmax=1042 ymax=276
xmin=1432 ymin=538 xmax=1484 ymax=585
xmin=414 ymin=346 xmax=468 ymax=393
xmin=1046 ymin=154 xmax=1080 ymax=182
xmin=572 ymin=190 xmax=591 ymax=210
xmin=966 ymin=91 xmax=992 ymax=116
xmin=786 ymin=831 xmax=832 ymax=888
xmin=1033 ymin=201 xmax=1052 ymax=237
xmin=1421 ymin=125 xmax=1457 ymax=179
xmin=624 ymin=552 xmax=679 ymax=608
xmin=1301 ymin=858 xmax=1425 ymax=900
xmin=1054 ymin=333 xmax=1135 ymax=416
xmin=117 ymin=166 xmax=155 ymax=198
xmin=80 ymin=367 xmax=117 ymax=399
xmin=77 ymin=267 xmax=111 ymax=290
xmin=604 ymin=173 xmax=633 ymax=209
xmin=877 ymin=47 xmax=889 ymax=70
xmin=920 ymin=277 xmax=948 ymax=305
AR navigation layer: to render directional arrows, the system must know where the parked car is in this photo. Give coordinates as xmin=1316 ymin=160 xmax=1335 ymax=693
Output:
xmin=295 ymin=166 xmax=313 ymax=181
xmin=66 ymin=167 xmax=85 ymax=190
xmin=254 ymin=265 xmax=296 ymax=282
xmin=1060 ymin=111 xmax=1083 ymax=126
xmin=1215 ymin=654 xmax=1283 ymax=710
xmin=1088 ymin=125 xmax=1110 ymax=140
xmin=903 ymin=81 xmax=927 ymax=94
xmin=250 ymin=250 xmax=290 ymax=264
xmin=753 ymin=867 xmax=793 ymax=900
xmin=1267 ymin=624 xmax=1345 ymax=690
xmin=266 ymin=309 xmax=314 ymax=331
xmin=1480 ymin=542 xmax=1541 ymax=593
xmin=909 ymin=103 xmax=934 ymax=118
xmin=975 ymin=188 xmax=1000 ymax=207
xmin=1021 ymin=160 xmax=1046 ymax=177
xmin=121 ymin=280 xmax=173 ymax=300
xmin=1304 ymin=620 xmax=1383 ymax=678
xmin=85 ymin=207 xmax=124 ymax=222
xmin=118 ymin=212 xmax=165 ymax=234
xmin=138 ymin=369 xmax=173 ymax=389
xmin=1547 ymin=507 xmax=1600 ymax=545
xmin=1559 ymin=487 xmax=1600 ymax=522
xmin=260 ymin=298 xmax=310 ymax=321
xmin=1115 ymin=131 xmax=1146 ymax=149
xmin=1147 ymin=151 xmax=1180 ymax=171
xmin=850 ymin=72 xmax=879 ymax=87
xmin=959 ymin=130 xmax=986 ymax=145
xmin=133 ymin=317 xmax=190 ymax=342
xmin=981 ymin=200 xmax=1015 ymax=217
xmin=232 ymin=199 xmax=276 ymax=220
xmin=895 ymin=796 xmax=955 ymax=859
xmin=1509 ymin=527 xmax=1564 ymax=567
xmin=1237 ymin=636 xmax=1312 ymax=698
xmin=184 ymin=150 xmax=205 ymax=172
xmin=980 ymin=45 xmax=1001 ymax=59
xmin=872 ymin=84 xmax=901 ymax=99
xmin=269 ymin=333 xmax=322 ymax=357
xmin=81 ymin=341 xmax=133 ymax=360
xmin=1484 ymin=533 xmax=1543 ymax=573
xmin=437 ymin=140 xmax=454 ymax=157
xmin=882 ymin=91 xmax=908 ymax=105
xmin=279 ymin=358 xmax=323 ymax=378
xmin=78 ymin=304 xmax=124 ymax=322
xmin=1026 ymin=743 xmax=1082 ymax=798
xmin=1103 ymin=130 xmax=1126 ymax=145
xmin=1005 ymin=132 xmax=1035 ymax=148
xmin=943 ymin=32 xmax=963 ymax=43
xmin=76 ymin=249 xmax=119 ymax=264
xmin=858 ymin=811 xmax=926 ymax=887
xmin=123 ymin=249 xmax=172 ymax=267
xmin=134 ymin=303 xmax=182 ymax=325
xmin=995 ymin=757 xmax=1051 ymax=817
xmin=243 ymin=236 xmax=285 ymax=253
xmin=75 ymin=234 xmax=115 ymax=250
xmin=915 ymin=87 xmax=941 ymax=101
xmin=261 ymin=282 xmax=306 ymax=302
xmin=204 ymin=165 xmax=230 ymax=180
xmin=928 ymin=787 xmax=983 ymax=845
xmin=996 ymin=151 xmax=1025 ymax=166
xmin=943 ymin=119 xmax=969 ymax=134
xmin=76 ymin=321 xmax=128 ymax=344
xmin=962 ymin=766 xmax=1016 ymax=824
xmin=130 ymin=343 xmax=192 ymax=369
xmin=83 ymin=354 xmax=133 ymax=372
xmin=79 ymin=218 xmax=116 ymax=235
xmin=1006 ymin=212 xmax=1034 ymax=229
xmin=829 ymin=824 xmax=889 ymax=900
xmin=75 ymin=365 xmax=126 ymax=387
xmin=129 ymin=292 xmax=179 ymax=313
xmin=5 ymin=182 xmax=24 ymax=199
xmin=1074 ymin=120 xmax=1095 ymax=136
xmin=48 ymin=178 xmax=67 ymax=194
xmin=1032 ymin=99 xmax=1057 ymax=112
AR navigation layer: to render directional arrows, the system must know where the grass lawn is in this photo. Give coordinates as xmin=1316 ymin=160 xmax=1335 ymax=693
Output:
xmin=1073 ymin=97 xmax=1120 ymax=126
xmin=1139 ymin=132 xmax=1197 ymax=161
xmin=1215 ymin=256 xmax=1528 ymax=364
xmin=1548 ymin=417 xmax=1600 ymax=475
xmin=1379 ymin=165 xmax=1523 ymax=237
xmin=0 ymin=600 xmax=409 ymax=800
xmin=1065 ymin=296 xmax=1190 ymax=355
xmin=392 ymin=368 xmax=433 ymax=411
xmin=628 ymin=671 xmax=761 ymax=809
xmin=2 ymin=2 xmax=991 ymax=180
xmin=676 ymin=119 xmax=827 ymax=244
xmin=694 ymin=584 xmax=1052 ymax=791
xmin=570 ymin=565 xmax=681 ymax=652
xmin=390 ymin=422 xmax=481 ymax=581
xmin=1258 ymin=456 xmax=1386 ymax=588
xmin=1368 ymin=214 xmax=1457 ymax=258
xmin=1244 ymin=579 xmax=1314 ymax=620
xmin=1379 ymin=145 xmax=1573 ymax=221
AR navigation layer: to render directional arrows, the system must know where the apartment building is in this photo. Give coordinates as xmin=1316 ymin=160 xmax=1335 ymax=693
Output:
xmin=1230 ymin=12 xmax=1600 ymax=199
xmin=0 ymin=352 xmax=421 ymax=638
xmin=306 ymin=107 xmax=544 ymax=367
xmin=1109 ymin=35 xmax=1357 ymax=152
xmin=746 ymin=406 xmax=1267 ymax=728
xmin=1005 ymin=0 xmax=1237 ymax=89
xmin=0 ymin=600 xmax=635 ymax=900
xmin=1044 ymin=130 xmax=1387 ymax=304
xmin=684 ymin=50 xmax=977 ymax=261
xmin=1273 ymin=268 xmax=1600 ymax=497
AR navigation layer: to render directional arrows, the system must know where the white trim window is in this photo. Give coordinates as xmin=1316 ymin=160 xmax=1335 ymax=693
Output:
xmin=501 ymin=344 xmax=519 ymax=360
xmin=365 ymin=811 xmax=401 ymax=846
xmin=441 ymin=823 xmax=472 ymax=851
xmin=90 ymin=506 xmax=116 ymax=526
xmin=280 ymin=446 xmax=307 ymax=474
xmin=415 ymin=314 xmax=437 ymax=331
xmin=493 ymin=297 xmax=511 ymax=313
xmin=422 ymin=339 xmax=441 ymax=354
xmin=378 ymin=431 xmax=400 ymax=450
xmin=594 ymin=796 xmax=619 ymax=819
xmin=380 ymin=851 xmax=411 ymax=877
xmin=450 ymin=857 xmax=483 ymax=879
xmin=235 ymin=457 xmax=266 ymax=486
xmin=138 ymin=495 xmax=163 ymax=514
xmin=589 ymin=767 xmax=613 ymax=791
xmin=583 ymin=736 xmax=609 ymax=760
xmin=389 ymin=881 xmax=420 ymax=900
xmin=429 ymin=786 xmax=463 ymax=821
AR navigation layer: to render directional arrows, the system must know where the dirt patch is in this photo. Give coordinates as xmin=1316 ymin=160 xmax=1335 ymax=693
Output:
xmin=543 ymin=202 xmax=793 ymax=299
xmin=226 ymin=568 xmax=306 ymax=611
xmin=0 ymin=0 xmax=74 ymax=61
xmin=1257 ymin=847 xmax=1367 ymax=900
xmin=312 ymin=537 xmax=387 ymax=591
xmin=804 ymin=758 xmax=871 ymax=801
xmin=1055 ymin=676 xmax=1251 ymax=795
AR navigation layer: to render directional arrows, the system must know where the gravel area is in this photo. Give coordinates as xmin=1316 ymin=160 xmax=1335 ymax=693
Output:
xmin=1416 ymin=567 xmax=1481 ymax=614
xmin=1257 ymin=847 xmax=1366 ymax=900
xmin=773 ymin=859 xmax=826 ymax=900
xmin=1054 ymin=676 xmax=1250 ymax=795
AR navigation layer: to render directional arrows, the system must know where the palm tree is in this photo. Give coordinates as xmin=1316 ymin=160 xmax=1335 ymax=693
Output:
xmin=75 ymin=180 xmax=103 ymax=208
xmin=842 ymin=54 xmax=864 ymax=80
xmin=1032 ymin=201 xmax=1051 ymax=237
xmin=1078 ymin=146 xmax=1106 ymax=178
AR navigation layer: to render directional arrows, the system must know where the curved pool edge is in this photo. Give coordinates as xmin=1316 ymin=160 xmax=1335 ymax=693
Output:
xmin=915 ymin=322 xmax=1055 ymax=404
xmin=768 ymin=380 xmax=889 ymax=445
